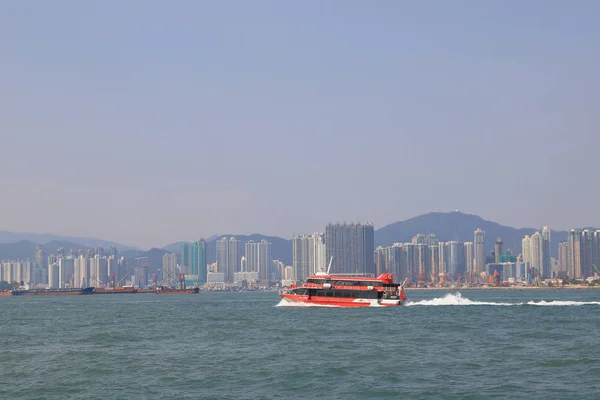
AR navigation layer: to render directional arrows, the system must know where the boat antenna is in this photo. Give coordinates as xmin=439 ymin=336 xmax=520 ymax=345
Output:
xmin=326 ymin=257 xmax=333 ymax=275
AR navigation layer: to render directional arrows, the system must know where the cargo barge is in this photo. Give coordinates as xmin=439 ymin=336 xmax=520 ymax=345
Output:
xmin=1 ymin=287 xmax=95 ymax=296
xmin=94 ymin=286 xmax=138 ymax=294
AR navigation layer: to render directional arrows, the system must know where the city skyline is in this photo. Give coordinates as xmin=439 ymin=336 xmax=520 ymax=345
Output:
xmin=2 ymin=2 xmax=600 ymax=248
xmin=1 ymin=210 xmax=600 ymax=252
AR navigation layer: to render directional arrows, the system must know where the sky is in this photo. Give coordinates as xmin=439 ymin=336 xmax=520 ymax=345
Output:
xmin=1 ymin=0 xmax=599 ymax=249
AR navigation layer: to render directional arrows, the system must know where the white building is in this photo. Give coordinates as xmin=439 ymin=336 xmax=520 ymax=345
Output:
xmin=292 ymin=233 xmax=326 ymax=283
xmin=474 ymin=229 xmax=485 ymax=274
xmin=162 ymin=253 xmax=178 ymax=287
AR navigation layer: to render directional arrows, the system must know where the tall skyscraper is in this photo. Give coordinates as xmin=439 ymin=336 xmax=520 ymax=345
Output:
xmin=35 ymin=247 xmax=46 ymax=275
xmin=181 ymin=242 xmax=190 ymax=271
xmin=594 ymin=231 xmax=600 ymax=275
xmin=522 ymin=235 xmax=531 ymax=267
xmin=162 ymin=253 xmax=177 ymax=287
xmin=542 ymin=226 xmax=551 ymax=278
xmin=245 ymin=240 xmax=272 ymax=283
xmin=494 ymin=238 xmax=503 ymax=263
xmin=292 ymin=233 xmax=326 ymax=282
xmin=530 ymin=232 xmax=543 ymax=275
xmin=216 ymin=237 xmax=242 ymax=282
xmin=567 ymin=229 xmax=582 ymax=278
xmin=474 ymin=229 xmax=485 ymax=274
xmin=325 ymin=222 xmax=375 ymax=275
xmin=179 ymin=239 xmax=207 ymax=283
xmin=464 ymin=241 xmax=474 ymax=276
xmin=447 ymin=241 xmax=465 ymax=281
xmin=581 ymin=230 xmax=593 ymax=278
xmin=196 ymin=239 xmax=207 ymax=285
xmin=558 ymin=242 xmax=568 ymax=275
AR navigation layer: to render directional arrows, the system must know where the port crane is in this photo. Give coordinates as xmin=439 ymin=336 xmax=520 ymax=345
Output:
xmin=116 ymin=271 xmax=132 ymax=287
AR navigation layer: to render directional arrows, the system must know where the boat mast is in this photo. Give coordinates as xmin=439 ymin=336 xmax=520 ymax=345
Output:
xmin=326 ymin=257 xmax=333 ymax=275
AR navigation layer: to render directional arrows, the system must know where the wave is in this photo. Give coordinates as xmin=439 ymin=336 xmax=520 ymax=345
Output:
xmin=275 ymin=299 xmax=339 ymax=308
xmin=526 ymin=300 xmax=600 ymax=306
xmin=405 ymin=292 xmax=515 ymax=306
xmin=405 ymin=293 xmax=600 ymax=307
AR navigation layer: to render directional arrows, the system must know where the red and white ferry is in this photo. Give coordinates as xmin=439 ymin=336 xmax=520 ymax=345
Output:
xmin=279 ymin=271 xmax=407 ymax=307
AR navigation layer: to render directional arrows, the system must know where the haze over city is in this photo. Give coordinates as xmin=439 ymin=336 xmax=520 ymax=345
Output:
xmin=2 ymin=1 xmax=599 ymax=249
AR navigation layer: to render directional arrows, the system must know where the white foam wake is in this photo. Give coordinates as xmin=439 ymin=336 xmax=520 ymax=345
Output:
xmin=275 ymin=299 xmax=339 ymax=307
xmin=405 ymin=292 xmax=516 ymax=306
xmin=526 ymin=300 xmax=600 ymax=306
xmin=405 ymin=292 xmax=600 ymax=307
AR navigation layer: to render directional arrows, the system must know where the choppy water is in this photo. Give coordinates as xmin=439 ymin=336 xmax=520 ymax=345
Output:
xmin=1 ymin=290 xmax=600 ymax=399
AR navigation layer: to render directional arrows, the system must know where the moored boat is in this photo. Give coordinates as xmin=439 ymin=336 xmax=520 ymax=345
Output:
xmin=279 ymin=272 xmax=407 ymax=307
xmin=9 ymin=287 xmax=95 ymax=296
xmin=94 ymin=286 xmax=138 ymax=294
xmin=154 ymin=287 xmax=199 ymax=294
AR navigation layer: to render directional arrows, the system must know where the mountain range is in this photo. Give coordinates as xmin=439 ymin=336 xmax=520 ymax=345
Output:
xmin=1 ymin=212 xmax=596 ymax=275
xmin=0 ymin=231 xmax=137 ymax=251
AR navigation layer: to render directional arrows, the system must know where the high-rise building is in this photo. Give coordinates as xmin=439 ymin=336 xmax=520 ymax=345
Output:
xmin=162 ymin=253 xmax=177 ymax=287
xmin=429 ymin=245 xmax=440 ymax=282
xmin=48 ymin=262 xmax=59 ymax=288
xmin=530 ymin=232 xmax=544 ymax=276
xmin=181 ymin=242 xmax=190 ymax=271
xmin=245 ymin=240 xmax=272 ymax=283
xmin=181 ymin=240 xmax=206 ymax=276
xmin=35 ymin=247 xmax=46 ymax=275
xmin=216 ymin=237 xmax=242 ymax=282
xmin=522 ymin=235 xmax=531 ymax=267
xmin=474 ymin=229 xmax=485 ymax=274
xmin=567 ymin=229 xmax=582 ymax=278
xmin=88 ymin=255 xmax=108 ymax=287
xmin=581 ymin=230 xmax=593 ymax=278
xmin=58 ymin=257 xmax=75 ymax=288
xmin=375 ymin=246 xmax=386 ymax=275
xmin=558 ymin=242 xmax=568 ymax=275
xmin=196 ymin=239 xmax=207 ymax=285
xmin=494 ymin=238 xmax=503 ymax=263
xmin=464 ymin=241 xmax=474 ymax=276
xmin=374 ymin=244 xmax=407 ymax=282
xmin=594 ymin=231 xmax=600 ymax=275
xmin=426 ymin=234 xmax=439 ymax=246
xmin=542 ymin=226 xmax=551 ymax=278
xmin=447 ymin=241 xmax=465 ymax=281
xmin=326 ymin=222 xmax=375 ymax=275
xmin=412 ymin=234 xmax=427 ymax=245
xmin=292 ymin=233 xmax=326 ymax=282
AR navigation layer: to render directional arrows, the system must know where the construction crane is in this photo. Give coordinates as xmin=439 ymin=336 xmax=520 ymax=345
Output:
xmin=116 ymin=271 xmax=132 ymax=287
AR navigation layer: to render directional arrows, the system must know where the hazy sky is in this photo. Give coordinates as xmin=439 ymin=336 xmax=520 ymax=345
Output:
xmin=2 ymin=1 xmax=599 ymax=249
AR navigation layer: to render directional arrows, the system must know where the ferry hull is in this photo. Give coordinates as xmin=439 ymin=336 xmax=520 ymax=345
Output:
xmin=279 ymin=293 xmax=402 ymax=307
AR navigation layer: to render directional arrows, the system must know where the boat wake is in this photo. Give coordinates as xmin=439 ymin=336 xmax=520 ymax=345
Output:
xmin=275 ymin=299 xmax=340 ymax=307
xmin=405 ymin=292 xmax=515 ymax=307
xmin=405 ymin=292 xmax=600 ymax=307
xmin=525 ymin=300 xmax=600 ymax=306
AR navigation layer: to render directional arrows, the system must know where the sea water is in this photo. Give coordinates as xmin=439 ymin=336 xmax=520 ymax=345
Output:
xmin=1 ymin=290 xmax=599 ymax=399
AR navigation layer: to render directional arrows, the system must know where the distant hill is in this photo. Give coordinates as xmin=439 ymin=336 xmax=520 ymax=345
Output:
xmin=162 ymin=241 xmax=185 ymax=254
xmin=0 ymin=240 xmax=90 ymax=261
xmin=375 ymin=211 xmax=585 ymax=258
xmin=0 ymin=230 xmax=137 ymax=251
